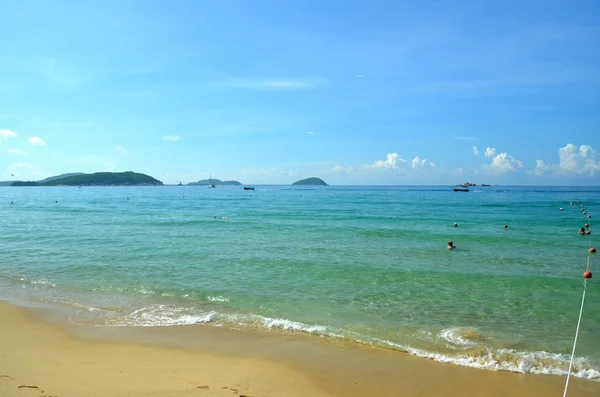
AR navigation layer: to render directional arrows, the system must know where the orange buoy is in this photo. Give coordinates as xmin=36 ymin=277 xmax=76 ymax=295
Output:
xmin=585 ymin=223 xmax=590 ymax=228
xmin=583 ymin=271 xmax=592 ymax=279
xmin=586 ymin=231 xmax=591 ymax=235
xmin=591 ymin=248 xmax=597 ymax=253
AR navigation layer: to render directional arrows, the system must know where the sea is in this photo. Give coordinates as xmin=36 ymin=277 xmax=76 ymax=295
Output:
xmin=1 ymin=185 xmax=599 ymax=380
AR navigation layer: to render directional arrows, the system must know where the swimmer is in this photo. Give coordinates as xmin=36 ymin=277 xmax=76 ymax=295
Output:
xmin=504 ymin=225 xmax=508 ymax=229
xmin=453 ymin=223 xmax=458 ymax=227
xmin=447 ymin=241 xmax=456 ymax=250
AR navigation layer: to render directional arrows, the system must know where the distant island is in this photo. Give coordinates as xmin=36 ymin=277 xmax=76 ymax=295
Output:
xmin=292 ymin=177 xmax=328 ymax=186
xmin=188 ymin=179 xmax=242 ymax=186
xmin=9 ymin=172 xmax=163 ymax=186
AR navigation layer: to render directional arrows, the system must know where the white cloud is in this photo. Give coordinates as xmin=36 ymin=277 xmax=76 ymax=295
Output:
xmin=361 ymin=153 xmax=408 ymax=170
xmin=534 ymin=159 xmax=549 ymax=176
xmin=487 ymin=152 xmax=523 ymax=172
xmin=307 ymin=131 xmax=315 ymax=134
xmin=8 ymin=149 xmax=27 ymax=156
xmin=162 ymin=135 xmax=180 ymax=142
xmin=115 ymin=146 xmax=128 ymax=154
xmin=557 ymin=143 xmax=600 ymax=175
xmin=29 ymin=136 xmax=45 ymax=146
xmin=454 ymin=136 xmax=477 ymax=141
xmin=0 ymin=129 xmax=17 ymax=138
xmin=332 ymin=165 xmax=348 ymax=172
xmin=473 ymin=146 xmax=479 ymax=156
xmin=484 ymin=147 xmax=496 ymax=158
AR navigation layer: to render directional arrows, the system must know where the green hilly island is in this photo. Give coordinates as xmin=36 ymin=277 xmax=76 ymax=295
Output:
xmin=10 ymin=172 xmax=163 ymax=186
xmin=292 ymin=177 xmax=328 ymax=186
xmin=188 ymin=179 xmax=242 ymax=186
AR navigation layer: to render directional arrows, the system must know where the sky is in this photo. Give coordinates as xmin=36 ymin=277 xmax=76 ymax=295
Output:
xmin=0 ymin=0 xmax=599 ymax=185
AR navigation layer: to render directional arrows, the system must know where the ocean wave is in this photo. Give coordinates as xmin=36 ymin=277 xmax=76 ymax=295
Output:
xmin=87 ymin=304 xmax=599 ymax=380
xmin=376 ymin=338 xmax=600 ymax=381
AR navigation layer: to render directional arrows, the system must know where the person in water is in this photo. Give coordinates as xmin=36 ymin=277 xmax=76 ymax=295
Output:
xmin=447 ymin=241 xmax=456 ymax=249
xmin=579 ymin=227 xmax=586 ymax=235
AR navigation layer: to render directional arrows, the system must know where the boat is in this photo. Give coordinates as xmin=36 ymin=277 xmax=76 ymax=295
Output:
xmin=208 ymin=173 xmax=215 ymax=188
xmin=243 ymin=187 xmax=255 ymax=190
xmin=454 ymin=188 xmax=470 ymax=192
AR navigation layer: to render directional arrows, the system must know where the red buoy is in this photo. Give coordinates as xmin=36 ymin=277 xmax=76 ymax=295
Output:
xmin=585 ymin=223 xmax=590 ymax=228
xmin=583 ymin=271 xmax=592 ymax=279
xmin=586 ymin=231 xmax=592 ymax=235
xmin=591 ymin=248 xmax=597 ymax=253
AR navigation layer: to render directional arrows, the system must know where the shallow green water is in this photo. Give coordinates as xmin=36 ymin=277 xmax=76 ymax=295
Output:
xmin=1 ymin=185 xmax=598 ymax=379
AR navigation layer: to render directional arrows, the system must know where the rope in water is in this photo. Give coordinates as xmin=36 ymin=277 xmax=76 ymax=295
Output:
xmin=563 ymin=205 xmax=593 ymax=397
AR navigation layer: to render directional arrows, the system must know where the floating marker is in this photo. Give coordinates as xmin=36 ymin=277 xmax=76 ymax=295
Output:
xmin=585 ymin=223 xmax=590 ymax=228
xmin=583 ymin=271 xmax=592 ymax=279
xmin=590 ymin=248 xmax=597 ymax=253
xmin=586 ymin=231 xmax=591 ymax=235
xmin=588 ymin=215 xmax=591 ymax=219
xmin=560 ymin=208 xmax=563 ymax=211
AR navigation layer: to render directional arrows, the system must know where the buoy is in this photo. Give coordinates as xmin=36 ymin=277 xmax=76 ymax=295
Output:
xmin=584 ymin=212 xmax=587 ymax=215
xmin=560 ymin=208 xmax=563 ymax=211
xmin=590 ymin=248 xmax=597 ymax=253
xmin=588 ymin=215 xmax=591 ymax=219
xmin=454 ymin=223 xmax=458 ymax=227
xmin=583 ymin=271 xmax=592 ymax=279
xmin=504 ymin=225 xmax=508 ymax=229
xmin=586 ymin=231 xmax=591 ymax=235
xmin=585 ymin=223 xmax=590 ymax=228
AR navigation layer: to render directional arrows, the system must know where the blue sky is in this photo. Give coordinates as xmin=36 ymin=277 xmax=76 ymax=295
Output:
xmin=1 ymin=0 xmax=599 ymax=185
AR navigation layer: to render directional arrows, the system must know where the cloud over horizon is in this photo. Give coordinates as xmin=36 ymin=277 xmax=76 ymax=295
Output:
xmin=28 ymin=136 xmax=45 ymax=146
xmin=8 ymin=149 xmax=28 ymax=156
xmin=361 ymin=153 xmax=408 ymax=170
xmin=484 ymin=147 xmax=497 ymax=158
xmin=534 ymin=144 xmax=600 ymax=176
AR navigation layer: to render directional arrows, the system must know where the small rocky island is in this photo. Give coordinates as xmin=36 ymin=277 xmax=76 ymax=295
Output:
xmin=292 ymin=177 xmax=328 ymax=186
xmin=11 ymin=172 xmax=163 ymax=186
xmin=187 ymin=179 xmax=242 ymax=186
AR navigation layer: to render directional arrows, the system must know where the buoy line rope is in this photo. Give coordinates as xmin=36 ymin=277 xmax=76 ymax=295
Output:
xmin=563 ymin=207 xmax=593 ymax=397
xmin=563 ymin=279 xmax=587 ymax=397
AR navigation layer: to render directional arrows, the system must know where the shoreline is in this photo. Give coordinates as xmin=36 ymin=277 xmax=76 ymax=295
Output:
xmin=1 ymin=300 xmax=600 ymax=397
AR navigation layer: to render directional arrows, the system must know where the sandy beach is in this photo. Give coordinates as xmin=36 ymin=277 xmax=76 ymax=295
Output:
xmin=1 ymin=301 xmax=599 ymax=397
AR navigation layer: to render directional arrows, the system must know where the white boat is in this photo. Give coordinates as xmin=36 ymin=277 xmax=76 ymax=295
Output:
xmin=208 ymin=173 xmax=216 ymax=188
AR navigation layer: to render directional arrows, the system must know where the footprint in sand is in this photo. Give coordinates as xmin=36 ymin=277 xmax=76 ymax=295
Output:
xmin=197 ymin=385 xmax=209 ymax=389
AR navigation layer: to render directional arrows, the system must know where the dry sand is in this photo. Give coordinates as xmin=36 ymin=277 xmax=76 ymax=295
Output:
xmin=1 ymin=301 xmax=599 ymax=397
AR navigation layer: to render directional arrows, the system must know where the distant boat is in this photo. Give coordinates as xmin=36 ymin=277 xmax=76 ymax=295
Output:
xmin=208 ymin=173 xmax=215 ymax=188
xmin=454 ymin=188 xmax=470 ymax=192
xmin=243 ymin=187 xmax=255 ymax=190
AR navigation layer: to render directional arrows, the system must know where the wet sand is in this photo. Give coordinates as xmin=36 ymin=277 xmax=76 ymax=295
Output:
xmin=1 ymin=301 xmax=599 ymax=397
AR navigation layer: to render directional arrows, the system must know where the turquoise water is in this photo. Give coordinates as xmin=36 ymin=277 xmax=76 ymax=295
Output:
xmin=1 ymin=185 xmax=599 ymax=379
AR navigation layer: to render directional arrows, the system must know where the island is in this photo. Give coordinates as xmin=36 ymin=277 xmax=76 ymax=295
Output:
xmin=187 ymin=179 xmax=242 ymax=186
xmin=292 ymin=177 xmax=328 ymax=186
xmin=9 ymin=172 xmax=163 ymax=186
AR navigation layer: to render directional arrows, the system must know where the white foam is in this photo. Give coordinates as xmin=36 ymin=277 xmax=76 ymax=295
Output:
xmin=438 ymin=327 xmax=486 ymax=348
xmin=207 ymin=295 xmax=230 ymax=302
xmin=261 ymin=317 xmax=327 ymax=334
xmin=395 ymin=342 xmax=599 ymax=380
